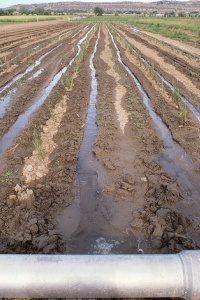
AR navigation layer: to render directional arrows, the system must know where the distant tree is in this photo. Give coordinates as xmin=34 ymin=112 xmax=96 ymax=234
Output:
xmin=178 ymin=12 xmax=187 ymax=17
xmin=19 ymin=5 xmax=28 ymax=15
xmin=94 ymin=6 xmax=104 ymax=16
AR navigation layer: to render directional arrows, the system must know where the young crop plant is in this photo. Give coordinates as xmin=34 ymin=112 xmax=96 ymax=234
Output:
xmin=33 ymin=128 xmax=44 ymax=159
xmin=49 ymin=108 xmax=56 ymax=121
xmin=65 ymin=73 xmax=72 ymax=89
xmin=173 ymin=86 xmax=181 ymax=106
xmin=180 ymin=104 xmax=187 ymax=125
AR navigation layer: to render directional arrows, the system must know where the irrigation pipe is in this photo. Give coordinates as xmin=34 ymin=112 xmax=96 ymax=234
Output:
xmin=0 ymin=250 xmax=199 ymax=299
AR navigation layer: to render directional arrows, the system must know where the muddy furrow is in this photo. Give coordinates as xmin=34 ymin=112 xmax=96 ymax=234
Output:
xmin=0 ymin=25 xmax=98 ymax=254
xmin=0 ymin=25 xmax=96 ymax=146
xmin=111 ymin=28 xmax=200 ymax=169
xmin=0 ymin=24 xmax=92 ymax=89
xmin=105 ymin=24 xmax=200 ymax=252
xmin=0 ymin=24 xmax=87 ymax=83
xmin=117 ymin=24 xmax=200 ymax=77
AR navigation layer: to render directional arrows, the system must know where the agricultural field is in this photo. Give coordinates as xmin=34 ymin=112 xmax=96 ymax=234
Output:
xmin=0 ymin=18 xmax=200 ymax=259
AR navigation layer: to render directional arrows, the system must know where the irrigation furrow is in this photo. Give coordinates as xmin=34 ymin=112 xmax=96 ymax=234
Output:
xmin=107 ymin=25 xmax=200 ymax=201
xmin=0 ymin=24 xmax=79 ymax=68
xmin=112 ymin=26 xmax=200 ymax=122
xmin=0 ymin=43 xmax=63 ymax=95
xmin=0 ymin=25 xmax=96 ymax=156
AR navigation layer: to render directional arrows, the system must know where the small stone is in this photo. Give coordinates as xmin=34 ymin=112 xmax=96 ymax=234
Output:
xmin=141 ymin=177 xmax=147 ymax=182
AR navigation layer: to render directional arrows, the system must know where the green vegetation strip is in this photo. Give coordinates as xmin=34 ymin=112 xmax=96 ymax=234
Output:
xmin=0 ymin=15 xmax=70 ymax=22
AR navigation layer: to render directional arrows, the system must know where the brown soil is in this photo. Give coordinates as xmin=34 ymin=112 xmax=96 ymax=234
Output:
xmin=0 ymin=20 xmax=199 ymax=300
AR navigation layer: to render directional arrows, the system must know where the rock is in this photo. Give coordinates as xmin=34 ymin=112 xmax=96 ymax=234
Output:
xmin=123 ymin=173 xmax=135 ymax=185
xmin=43 ymin=243 xmax=57 ymax=254
xmin=141 ymin=177 xmax=147 ymax=182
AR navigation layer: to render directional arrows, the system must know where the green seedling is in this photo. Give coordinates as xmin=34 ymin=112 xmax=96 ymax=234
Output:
xmin=49 ymin=108 xmax=56 ymax=121
xmin=173 ymin=86 xmax=180 ymax=106
xmin=65 ymin=73 xmax=72 ymax=89
xmin=180 ymin=104 xmax=187 ymax=124
xmin=0 ymin=170 xmax=12 ymax=183
xmin=33 ymin=128 xmax=44 ymax=159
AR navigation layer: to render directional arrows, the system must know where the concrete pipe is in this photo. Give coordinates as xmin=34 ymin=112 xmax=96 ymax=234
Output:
xmin=0 ymin=250 xmax=199 ymax=299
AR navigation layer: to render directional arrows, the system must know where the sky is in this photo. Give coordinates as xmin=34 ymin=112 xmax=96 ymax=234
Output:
xmin=0 ymin=0 xmax=171 ymax=9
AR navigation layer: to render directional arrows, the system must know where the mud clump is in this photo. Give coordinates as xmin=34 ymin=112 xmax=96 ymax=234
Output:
xmin=134 ymin=180 xmax=197 ymax=252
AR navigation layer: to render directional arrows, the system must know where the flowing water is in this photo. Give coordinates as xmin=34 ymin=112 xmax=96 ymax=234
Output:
xmin=56 ymin=26 xmax=139 ymax=255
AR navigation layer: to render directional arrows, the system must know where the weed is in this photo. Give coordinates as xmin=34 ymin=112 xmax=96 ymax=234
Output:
xmin=0 ymin=170 xmax=12 ymax=183
xmin=180 ymin=104 xmax=187 ymax=124
xmin=33 ymin=128 xmax=44 ymax=159
xmin=56 ymin=160 xmax=63 ymax=170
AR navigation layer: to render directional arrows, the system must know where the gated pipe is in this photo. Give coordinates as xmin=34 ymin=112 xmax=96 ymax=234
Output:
xmin=0 ymin=250 xmax=199 ymax=299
